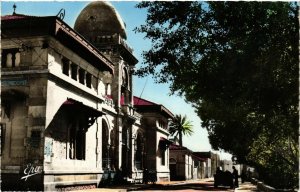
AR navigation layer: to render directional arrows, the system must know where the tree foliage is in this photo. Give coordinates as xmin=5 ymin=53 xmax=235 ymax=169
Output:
xmin=135 ymin=1 xmax=298 ymax=188
xmin=169 ymin=114 xmax=193 ymax=146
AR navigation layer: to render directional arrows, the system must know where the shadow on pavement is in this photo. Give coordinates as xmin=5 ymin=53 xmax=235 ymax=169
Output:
xmin=130 ymin=183 xmax=233 ymax=191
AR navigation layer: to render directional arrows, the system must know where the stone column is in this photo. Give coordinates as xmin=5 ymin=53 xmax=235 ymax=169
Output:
xmin=110 ymin=56 xmax=123 ymax=107
xmin=27 ymin=77 xmax=47 ymax=163
xmin=96 ymin=116 xmax=102 ymax=169
xmin=129 ymin=126 xmax=134 ymax=177
xmin=132 ymin=133 xmax=136 ymax=173
xmin=117 ymin=118 xmax=123 ymax=170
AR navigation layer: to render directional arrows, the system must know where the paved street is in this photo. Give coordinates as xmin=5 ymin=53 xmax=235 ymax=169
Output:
xmin=73 ymin=178 xmax=258 ymax=192
xmin=130 ymin=178 xmax=232 ymax=191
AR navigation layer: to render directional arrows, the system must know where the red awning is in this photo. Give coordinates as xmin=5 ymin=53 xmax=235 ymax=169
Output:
xmin=160 ymin=137 xmax=173 ymax=145
xmin=159 ymin=137 xmax=173 ymax=149
xmin=169 ymin=143 xmax=188 ymax=150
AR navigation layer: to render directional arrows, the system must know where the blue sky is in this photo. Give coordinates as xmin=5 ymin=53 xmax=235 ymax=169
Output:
xmin=1 ymin=1 xmax=231 ymax=160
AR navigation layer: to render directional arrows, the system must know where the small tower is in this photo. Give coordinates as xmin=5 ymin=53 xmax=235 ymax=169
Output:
xmin=74 ymin=1 xmax=138 ymax=109
xmin=74 ymin=1 xmax=138 ymax=173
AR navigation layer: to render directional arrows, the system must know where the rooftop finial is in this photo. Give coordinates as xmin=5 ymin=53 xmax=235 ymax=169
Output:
xmin=13 ymin=3 xmax=17 ymax=14
xmin=56 ymin=8 xmax=65 ymax=20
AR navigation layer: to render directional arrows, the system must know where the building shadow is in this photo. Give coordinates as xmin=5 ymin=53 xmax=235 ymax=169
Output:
xmin=129 ymin=182 xmax=233 ymax=191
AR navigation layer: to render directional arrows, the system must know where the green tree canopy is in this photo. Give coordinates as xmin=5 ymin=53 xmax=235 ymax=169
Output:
xmin=169 ymin=114 xmax=193 ymax=146
xmin=135 ymin=1 xmax=298 ymax=188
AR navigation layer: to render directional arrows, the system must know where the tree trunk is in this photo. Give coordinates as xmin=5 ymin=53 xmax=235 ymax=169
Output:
xmin=179 ymin=132 xmax=183 ymax=146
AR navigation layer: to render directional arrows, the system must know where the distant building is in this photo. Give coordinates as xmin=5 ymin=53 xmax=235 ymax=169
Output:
xmin=193 ymin=151 xmax=220 ymax=178
xmin=169 ymin=144 xmax=194 ymax=180
xmin=192 ymin=153 xmax=207 ymax=179
xmin=169 ymin=144 xmax=212 ymax=181
xmin=134 ymin=96 xmax=174 ymax=182
xmin=221 ymin=160 xmax=234 ymax=172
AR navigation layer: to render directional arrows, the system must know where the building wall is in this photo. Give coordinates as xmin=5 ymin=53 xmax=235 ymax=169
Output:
xmin=44 ymin=81 xmax=101 ymax=190
xmin=156 ymin=129 xmax=170 ymax=182
xmin=193 ymin=151 xmax=221 ymax=178
xmin=141 ymin=113 xmax=170 ymax=182
xmin=169 ymin=150 xmax=190 ymax=180
xmin=205 ymin=158 xmax=212 ymax=178
xmin=42 ymin=38 xmax=114 ymax=190
xmin=1 ymin=37 xmax=49 ymax=190
xmin=130 ymin=122 xmax=144 ymax=183
xmin=0 ymin=35 xmax=117 ymax=190
xmin=145 ymin=124 xmax=156 ymax=171
xmin=210 ymin=153 xmax=220 ymax=177
xmin=184 ymin=154 xmax=193 ymax=180
xmin=192 ymin=165 xmax=198 ymax=179
xmin=221 ymin=160 xmax=234 ymax=172
xmin=199 ymin=161 xmax=206 ymax=179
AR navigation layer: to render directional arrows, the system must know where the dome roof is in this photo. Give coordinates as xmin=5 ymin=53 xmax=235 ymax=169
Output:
xmin=74 ymin=1 xmax=127 ymax=40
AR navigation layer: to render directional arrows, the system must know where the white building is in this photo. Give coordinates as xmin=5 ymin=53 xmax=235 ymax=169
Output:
xmin=169 ymin=144 xmax=195 ymax=180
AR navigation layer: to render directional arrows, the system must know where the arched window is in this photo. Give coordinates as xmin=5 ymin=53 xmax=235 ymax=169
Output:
xmin=15 ymin=52 xmax=20 ymax=67
xmin=170 ymin=158 xmax=177 ymax=164
xmin=121 ymin=68 xmax=130 ymax=105
xmin=122 ymin=68 xmax=128 ymax=88
xmin=1 ymin=49 xmax=20 ymax=68
xmin=106 ymin=84 xmax=111 ymax=96
xmin=68 ymin=117 xmax=86 ymax=160
xmin=6 ymin=53 xmax=13 ymax=67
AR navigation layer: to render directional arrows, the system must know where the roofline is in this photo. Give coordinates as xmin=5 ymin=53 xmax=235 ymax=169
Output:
xmin=191 ymin=154 xmax=206 ymax=161
xmin=192 ymin=151 xmax=217 ymax=159
xmin=159 ymin=105 xmax=175 ymax=119
xmin=55 ymin=18 xmax=115 ymax=72
xmin=134 ymin=96 xmax=175 ymax=119
xmin=169 ymin=143 xmax=193 ymax=153
xmin=133 ymin=96 xmax=157 ymax=106
xmin=1 ymin=15 xmax=114 ymax=74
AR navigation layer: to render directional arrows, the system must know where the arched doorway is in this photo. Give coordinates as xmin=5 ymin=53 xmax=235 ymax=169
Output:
xmin=135 ymin=132 xmax=143 ymax=170
xmin=169 ymin=158 xmax=177 ymax=181
xmin=121 ymin=126 xmax=130 ymax=175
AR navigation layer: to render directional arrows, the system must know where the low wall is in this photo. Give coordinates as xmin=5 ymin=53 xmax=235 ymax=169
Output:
xmin=251 ymin=178 xmax=298 ymax=192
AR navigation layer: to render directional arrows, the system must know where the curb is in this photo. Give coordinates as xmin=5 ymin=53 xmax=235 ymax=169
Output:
xmin=251 ymin=178 xmax=298 ymax=192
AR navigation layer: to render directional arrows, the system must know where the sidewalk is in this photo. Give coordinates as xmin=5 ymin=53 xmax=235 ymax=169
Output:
xmin=156 ymin=177 xmax=213 ymax=185
xmin=235 ymin=181 xmax=258 ymax=192
xmin=71 ymin=178 xmax=214 ymax=192
xmin=72 ymin=189 xmax=126 ymax=192
xmin=71 ymin=178 xmax=258 ymax=192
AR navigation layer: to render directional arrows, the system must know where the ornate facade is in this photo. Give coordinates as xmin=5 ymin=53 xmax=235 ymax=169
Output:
xmin=1 ymin=2 xmax=173 ymax=191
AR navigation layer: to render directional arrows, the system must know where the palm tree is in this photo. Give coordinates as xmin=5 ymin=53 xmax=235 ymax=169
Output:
xmin=169 ymin=114 xmax=193 ymax=146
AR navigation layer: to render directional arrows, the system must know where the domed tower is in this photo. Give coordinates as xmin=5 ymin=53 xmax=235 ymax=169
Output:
xmin=74 ymin=2 xmax=139 ymax=172
xmin=74 ymin=1 xmax=126 ymax=40
xmin=74 ymin=1 xmax=138 ymax=109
